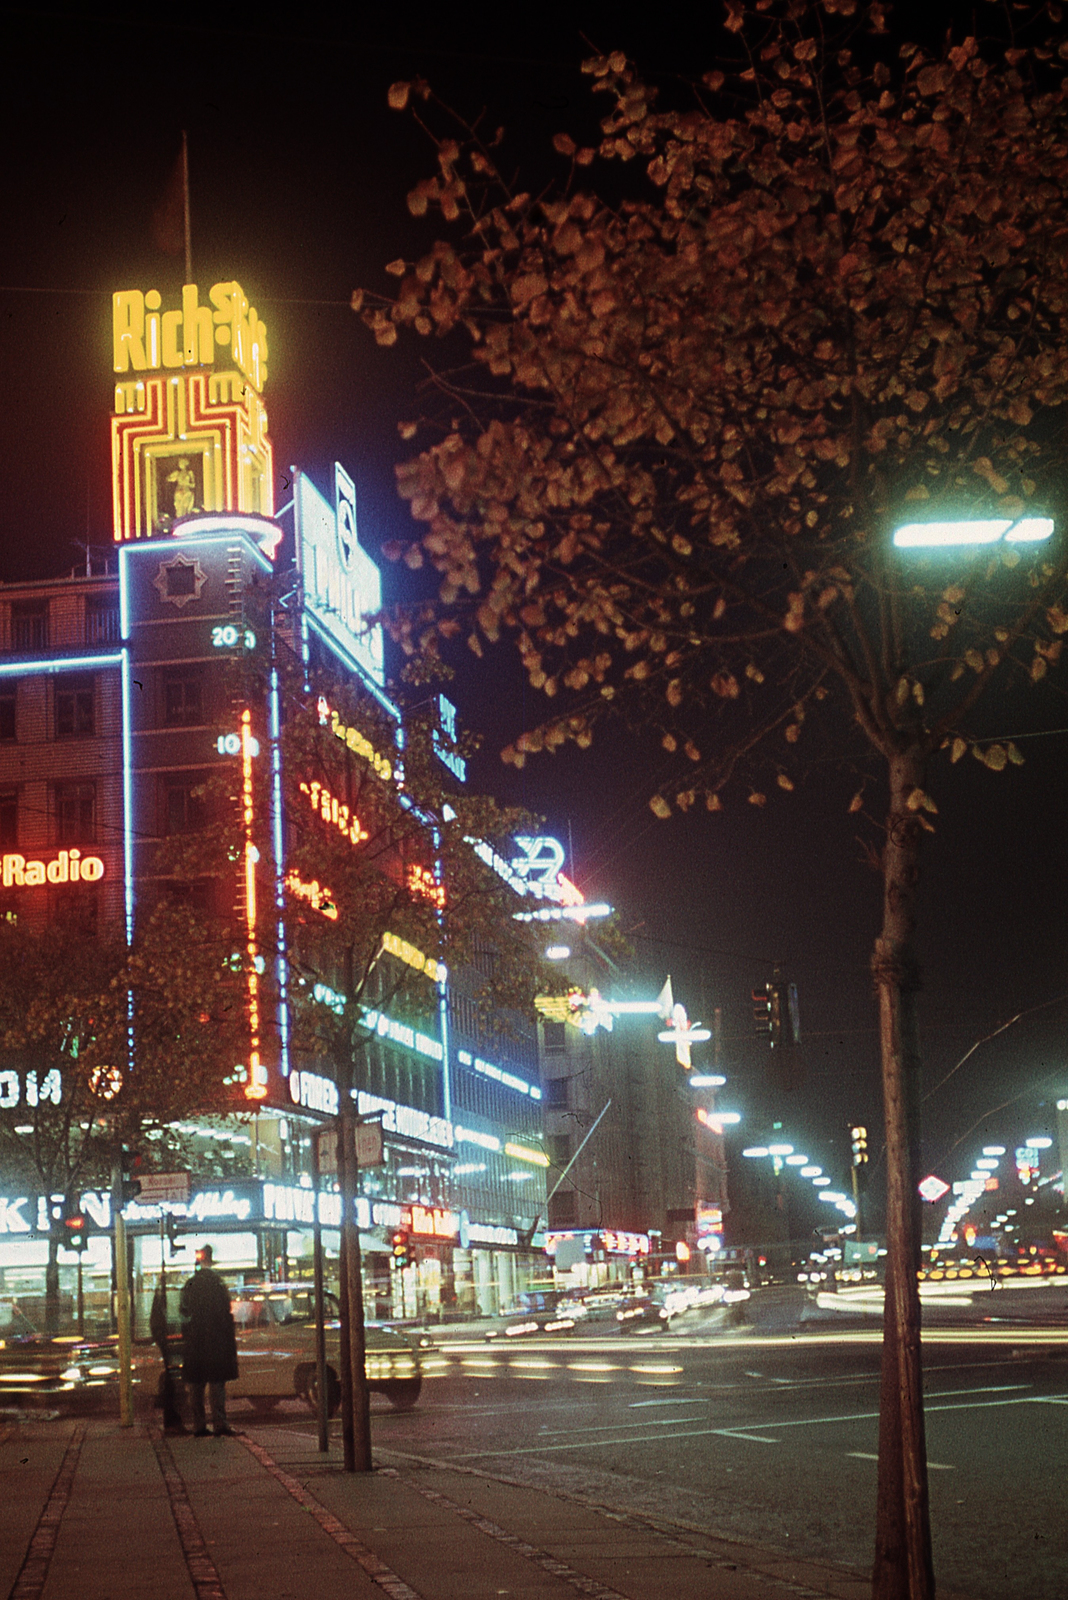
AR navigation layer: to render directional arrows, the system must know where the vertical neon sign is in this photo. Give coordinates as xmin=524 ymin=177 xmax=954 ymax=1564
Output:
xmin=241 ymin=708 xmax=267 ymax=1099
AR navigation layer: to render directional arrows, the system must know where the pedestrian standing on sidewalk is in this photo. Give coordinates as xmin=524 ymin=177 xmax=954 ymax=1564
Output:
xmin=179 ymin=1245 xmax=239 ymax=1436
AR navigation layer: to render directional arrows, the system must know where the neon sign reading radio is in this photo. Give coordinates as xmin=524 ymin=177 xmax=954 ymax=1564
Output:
xmin=113 ymin=282 xmax=268 ymax=392
xmin=2 ymin=850 xmax=104 ymax=888
xmin=240 ymin=710 xmax=267 ymax=1100
xmin=299 ymin=780 xmax=368 ymax=846
xmin=317 ymin=697 xmax=393 ymax=781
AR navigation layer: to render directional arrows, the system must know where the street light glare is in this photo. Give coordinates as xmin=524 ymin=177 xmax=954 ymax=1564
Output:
xmin=893 ymin=516 xmax=1054 ymax=548
xmin=767 ymin=1143 xmax=794 ymax=1156
xmin=742 ymin=1146 xmax=769 ymax=1158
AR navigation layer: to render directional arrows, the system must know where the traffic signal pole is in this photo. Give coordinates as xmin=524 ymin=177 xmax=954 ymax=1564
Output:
xmin=114 ymin=1205 xmax=133 ymax=1427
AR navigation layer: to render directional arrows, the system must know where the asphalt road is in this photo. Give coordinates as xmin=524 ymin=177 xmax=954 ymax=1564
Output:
xmin=277 ymin=1288 xmax=1068 ymax=1600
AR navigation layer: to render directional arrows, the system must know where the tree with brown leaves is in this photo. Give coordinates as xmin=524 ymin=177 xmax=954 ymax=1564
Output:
xmin=357 ymin=3 xmax=1068 ymax=1593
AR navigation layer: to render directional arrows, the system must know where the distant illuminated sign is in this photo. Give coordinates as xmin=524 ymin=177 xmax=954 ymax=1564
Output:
xmin=299 ymin=780 xmax=368 ymax=845
xmin=505 ymin=1141 xmax=549 ymax=1168
xmin=355 ymin=1089 xmax=452 ymax=1149
xmin=360 ymin=1009 xmax=444 ymax=1063
xmin=285 ymin=872 xmax=338 ymax=920
xmin=113 ymin=282 xmax=268 ymax=390
xmin=433 ymin=695 xmax=467 ymax=783
xmin=457 ymin=1048 xmax=540 ymax=1100
xmin=408 ymin=865 xmax=445 ymax=909
xmin=410 ymin=1205 xmax=458 ymax=1239
xmin=212 ymin=623 xmax=257 ymax=650
xmin=381 ymin=931 xmax=446 ymax=983
xmin=288 ymin=1069 xmax=339 ymax=1117
xmin=240 ymin=709 xmax=266 ymax=1100
xmin=296 ymin=467 xmax=384 ymax=684
xmin=317 ymin=696 xmax=393 ymax=779
xmin=2 ymin=850 xmax=104 ymax=888
xmin=0 ymin=1069 xmax=62 ymax=1109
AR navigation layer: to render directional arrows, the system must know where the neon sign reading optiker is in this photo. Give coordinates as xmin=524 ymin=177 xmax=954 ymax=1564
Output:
xmin=2 ymin=850 xmax=104 ymax=888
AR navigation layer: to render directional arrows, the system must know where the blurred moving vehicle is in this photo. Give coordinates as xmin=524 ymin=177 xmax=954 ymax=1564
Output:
xmin=0 ymin=1296 xmax=117 ymax=1399
xmin=138 ymin=1283 xmax=430 ymax=1414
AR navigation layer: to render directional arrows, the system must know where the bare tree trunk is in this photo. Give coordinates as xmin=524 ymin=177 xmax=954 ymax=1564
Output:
xmin=872 ymin=746 xmax=935 ymax=1600
xmin=44 ymin=1234 xmax=61 ymax=1333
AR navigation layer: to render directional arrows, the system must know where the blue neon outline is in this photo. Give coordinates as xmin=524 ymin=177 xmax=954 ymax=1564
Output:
xmin=120 ymin=649 xmax=134 ymax=944
xmin=303 ymin=610 xmax=400 ymax=721
xmin=0 ymin=652 xmax=124 ymax=677
xmin=119 ymin=544 xmax=130 ymax=639
xmin=269 ymin=664 xmax=289 ymax=1078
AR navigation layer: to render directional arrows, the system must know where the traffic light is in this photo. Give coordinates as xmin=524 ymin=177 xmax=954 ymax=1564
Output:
xmin=391 ymin=1230 xmax=411 ymax=1268
xmin=164 ymin=1213 xmax=182 ymax=1253
xmin=851 ymin=1125 xmax=869 ymax=1166
xmin=60 ymin=1200 xmax=87 ymax=1251
xmin=117 ymin=1146 xmax=142 ymax=1206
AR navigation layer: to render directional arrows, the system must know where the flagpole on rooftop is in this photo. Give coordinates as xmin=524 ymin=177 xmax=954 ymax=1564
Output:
xmin=181 ymin=130 xmax=192 ymax=283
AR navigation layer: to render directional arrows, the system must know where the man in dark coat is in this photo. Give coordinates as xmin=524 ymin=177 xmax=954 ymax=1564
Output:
xmin=179 ymin=1245 xmax=239 ymax=1436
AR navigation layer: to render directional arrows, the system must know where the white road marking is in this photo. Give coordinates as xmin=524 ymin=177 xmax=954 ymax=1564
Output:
xmin=847 ymin=1451 xmax=954 ymax=1470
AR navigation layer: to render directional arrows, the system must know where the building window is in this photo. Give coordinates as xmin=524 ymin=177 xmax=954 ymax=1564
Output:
xmin=160 ymin=776 xmax=206 ymax=835
xmin=547 ymin=1132 xmax=571 ymax=1169
xmin=11 ymin=602 xmax=48 ymax=652
xmin=85 ymin=598 xmax=120 ymax=646
xmin=547 ymin=1190 xmax=577 ymax=1227
xmin=54 ymin=782 xmax=96 ymax=845
xmin=162 ymin=671 xmax=204 ymax=727
xmin=0 ymin=685 xmax=15 ymax=741
xmin=0 ymin=790 xmax=16 ymax=850
xmin=55 ymin=674 xmax=95 ymax=738
xmin=543 ymin=1077 xmax=569 ymax=1110
xmin=542 ymin=1021 xmax=567 ymax=1054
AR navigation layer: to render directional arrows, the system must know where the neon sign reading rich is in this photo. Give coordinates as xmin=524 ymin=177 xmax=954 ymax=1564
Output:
xmin=113 ymin=282 xmax=268 ymax=392
xmin=299 ymin=780 xmax=368 ymax=845
xmin=2 ymin=850 xmax=104 ymax=888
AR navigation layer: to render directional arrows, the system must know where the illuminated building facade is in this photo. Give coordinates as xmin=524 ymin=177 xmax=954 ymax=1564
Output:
xmin=0 ymin=277 xmax=548 ymax=1323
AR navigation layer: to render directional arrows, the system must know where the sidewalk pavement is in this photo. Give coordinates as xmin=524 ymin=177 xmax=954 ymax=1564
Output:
xmin=0 ymin=1411 xmax=976 ymax=1600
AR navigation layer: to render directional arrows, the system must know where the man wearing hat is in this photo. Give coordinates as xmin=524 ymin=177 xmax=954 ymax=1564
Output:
xmin=178 ymin=1245 xmax=239 ymax=1436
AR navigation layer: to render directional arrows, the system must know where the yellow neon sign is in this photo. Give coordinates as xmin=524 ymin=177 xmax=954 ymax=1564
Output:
xmin=505 ymin=1142 xmax=550 ymax=1169
xmin=316 ymin=697 xmax=393 ymax=780
xmin=113 ymin=282 xmax=268 ymax=392
xmin=407 ymin=865 xmax=445 ymax=910
xmin=2 ymin=850 xmax=104 ymax=888
xmin=381 ymin=930 xmax=446 ymax=984
xmin=285 ymin=872 xmax=338 ymax=920
xmin=299 ymin=780 xmax=368 ymax=846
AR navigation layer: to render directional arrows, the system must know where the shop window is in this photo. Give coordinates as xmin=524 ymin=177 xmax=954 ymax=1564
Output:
xmin=53 ymin=781 xmax=96 ymax=845
xmin=547 ymin=1190 xmax=577 ymax=1227
xmin=0 ymin=686 xmax=15 ymax=741
xmin=542 ymin=1021 xmax=566 ymax=1054
xmin=543 ymin=1077 xmax=569 ymax=1110
xmin=0 ymin=789 xmax=16 ymax=850
xmin=55 ymin=674 xmax=95 ymax=738
xmin=11 ymin=601 xmax=48 ymax=651
xmin=162 ymin=670 xmax=204 ymax=727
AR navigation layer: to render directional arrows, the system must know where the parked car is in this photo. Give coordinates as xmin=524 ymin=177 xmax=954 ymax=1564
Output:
xmin=0 ymin=1296 xmax=118 ymax=1399
xmin=137 ymin=1283 xmax=431 ymax=1414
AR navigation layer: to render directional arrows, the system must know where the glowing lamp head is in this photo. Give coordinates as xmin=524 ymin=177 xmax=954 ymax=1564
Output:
xmin=893 ymin=516 xmax=1053 ymax=548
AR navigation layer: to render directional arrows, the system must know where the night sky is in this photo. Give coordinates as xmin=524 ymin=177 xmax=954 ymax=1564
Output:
xmin=1 ymin=3 xmax=1065 ymax=1219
